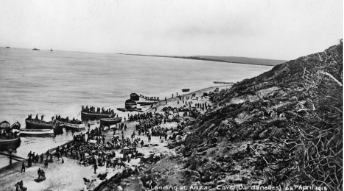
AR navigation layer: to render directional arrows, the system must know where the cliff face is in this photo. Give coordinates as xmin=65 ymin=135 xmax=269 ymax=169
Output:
xmin=182 ymin=42 xmax=342 ymax=190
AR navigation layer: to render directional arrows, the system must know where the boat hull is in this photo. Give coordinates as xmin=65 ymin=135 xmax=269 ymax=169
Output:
xmin=182 ymin=89 xmax=190 ymax=92
xmin=81 ymin=112 xmax=112 ymax=121
xmin=25 ymin=120 xmax=54 ymax=129
xmin=19 ymin=129 xmax=55 ymax=137
xmin=100 ymin=117 xmax=122 ymax=126
xmin=57 ymin=120 xmax=86 ymax=132
xmin=0 ymin=137 xmax=21 ymax=151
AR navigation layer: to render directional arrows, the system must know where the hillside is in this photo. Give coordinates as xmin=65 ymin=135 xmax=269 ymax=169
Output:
xmin=140 ymin=41 xmax=342 ymax=191
xmin=119 ymin=54 xmax=286 ymax=66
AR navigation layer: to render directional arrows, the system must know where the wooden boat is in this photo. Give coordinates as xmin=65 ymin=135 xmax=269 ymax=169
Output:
xmin=213 ymin=81 xmax=234 ymax=84
xmin=100 ymin=117 xmax=122 ymax=127
xmin=0 ymin=137 xmax=21 ymax=151
xmin=81 ymin=112 xmax=113 ymax=121
xmin=19 ymin=129 xmax=55 ymax=137
xmin=0 ymin=121 xmax=10 ymax=130
xmin=32 ymin=48 xmax=40 ymax=51
xmin=182 ymin=89 xmax=190 ymax=92
xmin=25 ymin=119 xmax=54 ymax=129
xmin=137 ymin=101 xmax=157 ymax=106
xmin=117 ymin=108 xmax=127 ymax=112
xmin=11 ymin=122 xmax=21 ymax=130
xmin=57 ymin=120 xmax=85 ymax=132
xmin=130 ymin=93 xmax=140 ymax=101
xmin=125 ymin=99 xmax=137 ymax=110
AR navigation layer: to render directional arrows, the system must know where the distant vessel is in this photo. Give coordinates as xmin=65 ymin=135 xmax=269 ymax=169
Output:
xmin=213 ymin=81 xmax=234 ymax=85
xmin=50 ymin=48 xmax=53 ymax=51
xmin=5 ymin=47 xmax=10 ymax=49
xmin=32 ymin=48 xmax=40 ymax=51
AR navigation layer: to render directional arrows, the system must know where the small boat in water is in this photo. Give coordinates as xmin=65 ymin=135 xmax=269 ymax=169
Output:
xmin=182 ymin=89 xmax=190 ymax=92
xmin=0 ymin=137 xmax=21 ymax=151
xmin=50 ymin=48 xmax=53 ymax=51
xmin=25 ymin=119 xmax=54 ymax=129
xmin=19 ymin=129 xmax=54 ymax=137
xmin=100 ymin=117 xmax=122 ymax=127
xmin=32 ymin=48 xmax=40 ymax=51
xmin=5 ymin=47 xmax=10 ymax=49
xmin=213 ymin=81 xmax=234 ymax=85
xmin=81 ymin=112 xmax=113 ymax=121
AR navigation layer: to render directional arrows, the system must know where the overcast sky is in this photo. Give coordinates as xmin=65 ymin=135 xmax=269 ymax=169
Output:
xmin=0 ymin=0 xmax=342 ymax=60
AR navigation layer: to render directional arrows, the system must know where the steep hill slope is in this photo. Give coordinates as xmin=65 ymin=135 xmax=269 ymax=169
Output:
xmin=180 ymin=41 xmax=342 ymax=190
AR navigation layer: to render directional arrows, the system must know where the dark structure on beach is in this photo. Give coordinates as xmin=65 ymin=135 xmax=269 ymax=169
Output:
xmin=125 ymin=99 xmax=137 ymax=110
xmin=130 ymin=93 xmax=140 ymax=101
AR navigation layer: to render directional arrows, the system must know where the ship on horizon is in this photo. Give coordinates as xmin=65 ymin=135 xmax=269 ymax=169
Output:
xmin=32 ymin=48 xmax=40 ymax=51
xmin=50 ymin=48 xmax=53 ymax=51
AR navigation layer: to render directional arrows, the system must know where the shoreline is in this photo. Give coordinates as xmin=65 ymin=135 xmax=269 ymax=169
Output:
xmin=0 ymin=83 xmax=231 ymax=191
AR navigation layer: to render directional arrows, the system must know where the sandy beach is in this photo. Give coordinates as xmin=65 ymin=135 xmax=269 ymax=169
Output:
xmin=0 ymin=84 xmax=232 ymax=191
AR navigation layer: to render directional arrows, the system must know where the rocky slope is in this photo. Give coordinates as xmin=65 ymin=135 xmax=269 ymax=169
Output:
xmin=142 ymin=41 xmax=342 ymax=191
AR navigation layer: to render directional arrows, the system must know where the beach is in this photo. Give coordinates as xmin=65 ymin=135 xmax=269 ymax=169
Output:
xmin=0 ymin=84 xmax=231 ymax=191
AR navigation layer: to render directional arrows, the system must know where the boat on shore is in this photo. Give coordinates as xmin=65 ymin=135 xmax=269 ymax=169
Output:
xmin=0 ymin=121 xmax=10 ymax=130
xmin=19 ymin=129 xmax=55 ymax=137
xmin=81 ymin=112 xmax=113 ymax=121
xmin=182 ymin=89 xmax=190 ymax=92
xmin=0 ymin=137 xmax=21 ymax=151
xmin=25 ymin=119 xmax=54 ymax=129
xmin=100 ymin=117 xmax=122 ymax=127
xmin=56 ymin=120 xmax=86 ymax=132
xmin=32 ymin=48 xmax=40 ymax=51
xmin=137 ymin=101 xmax=157 ymax=106
xmin=10 ymin=122 xmax=21 ymax=130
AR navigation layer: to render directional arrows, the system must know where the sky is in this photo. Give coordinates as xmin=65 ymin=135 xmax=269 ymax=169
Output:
xmin=0 ymin=0 xmax=342 ymax=60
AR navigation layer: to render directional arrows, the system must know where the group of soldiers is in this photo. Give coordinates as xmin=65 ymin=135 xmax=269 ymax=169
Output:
xmin=82 ymin=106 xmax=115 ymax=115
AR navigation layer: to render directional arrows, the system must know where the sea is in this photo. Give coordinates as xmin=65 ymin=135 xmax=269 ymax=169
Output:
xmin=0 ymin=48 xmax=272 ymax=168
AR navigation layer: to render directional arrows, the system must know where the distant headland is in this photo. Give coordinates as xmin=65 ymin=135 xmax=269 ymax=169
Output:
xmin=119 ymin=53 xmax=286 ymax=66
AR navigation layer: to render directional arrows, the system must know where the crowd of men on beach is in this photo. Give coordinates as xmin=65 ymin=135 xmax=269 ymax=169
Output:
xmin=82 ymin=106 xmax=115 ymax=115
xmin=12 ymin=92 xmax=214 ymax=191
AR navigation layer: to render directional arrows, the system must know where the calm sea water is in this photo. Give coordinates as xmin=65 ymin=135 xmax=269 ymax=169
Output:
xmin=0 ymin=48 xmax=272 ymax=167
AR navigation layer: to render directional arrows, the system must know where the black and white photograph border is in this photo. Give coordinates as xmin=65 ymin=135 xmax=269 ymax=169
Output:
xmin=0 ymin=0 xmax=342 ymax=191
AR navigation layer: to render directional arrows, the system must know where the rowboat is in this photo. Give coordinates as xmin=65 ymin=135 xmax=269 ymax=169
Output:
xmin=117 ymin=108 xmax=127 ymax=112
xmin=57 ymin=121 xmax=86 ymax=132
xmin=125 ymin=99 xmax=137 ymax=110
xmin=100 ymin=117 xmax=122 ymax=126
xmin=137 ymin=101 xmax=157 ymax=106
xmin=0 ymin=121 xmax=10 ymax=130
xmin=25 ymin=119 xmax=54 ymax=129
xmin=19 ymin=129 xmax=55 ymax=137
xmin=0 ymin=137 xmax=21 ymax=151
xmin=182 ymin=89 xmax=190 ymax=92
xmin=81 ymin=112 xmax=112 ymax=121
xmin=11 ymin=122 xmax=21 ymax=130
xmin=213 ymin=81 xmax=234 ymax=85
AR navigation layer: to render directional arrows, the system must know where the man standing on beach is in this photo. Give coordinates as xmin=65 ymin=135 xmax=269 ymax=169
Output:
xmin=21 ymin=162 xmax=25 ymax=173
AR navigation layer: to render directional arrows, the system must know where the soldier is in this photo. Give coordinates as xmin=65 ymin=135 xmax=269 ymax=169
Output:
xmin=21 ymin=162 xmax=25 ymax=173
